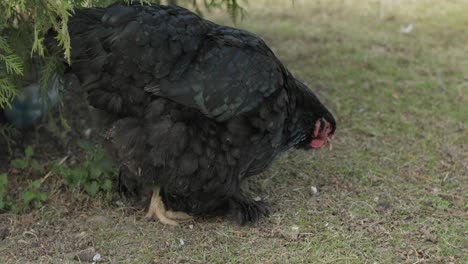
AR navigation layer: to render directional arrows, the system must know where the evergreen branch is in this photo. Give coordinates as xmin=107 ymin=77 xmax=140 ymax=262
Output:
xmin=0 ymin=36 xmax=13 ymax=54
xmin=31 ymin=25 xmax=45 ymax=57
xmin=39 ymin=57 xmax=61 ymax=96
xmin=0 ymin=123 xmax=17 ymax=152
xmin=0 ymin=54 xmax=24 ymax=75
xmin=0 ymin=123 xmax=16 ymax=138
xmin=0 ymin=36 xmax=23 ymax=75
xmin=0 ymin=77 xmax=18 ymax=108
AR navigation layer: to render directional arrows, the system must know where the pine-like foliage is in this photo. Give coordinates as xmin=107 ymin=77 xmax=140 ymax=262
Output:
xmin=0 ymin=0 xmax=245 ymax=140
xmin=0 ymin=35 xmax=21 ymax=108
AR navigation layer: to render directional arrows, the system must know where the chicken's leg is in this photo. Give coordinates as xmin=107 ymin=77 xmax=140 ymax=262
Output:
xmin=145 ymin=186 xmax=192 ymax=226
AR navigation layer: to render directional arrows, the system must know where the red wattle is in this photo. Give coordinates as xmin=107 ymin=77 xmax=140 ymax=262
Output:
xmin=311 ymin=139 xmax=326 ymax=148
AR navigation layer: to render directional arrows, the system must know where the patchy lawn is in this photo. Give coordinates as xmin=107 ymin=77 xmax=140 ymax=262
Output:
xmin=1 ymin=0 xmax=467 ymax=263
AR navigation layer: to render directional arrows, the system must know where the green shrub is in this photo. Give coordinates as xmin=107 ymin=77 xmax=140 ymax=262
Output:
xmin=22 ymin=180 xmax=48 ymax=209
xmin=52 ymin=140 xmax=116 ymax=196
xmin=10 ymin=146 xmax=42 ymax=173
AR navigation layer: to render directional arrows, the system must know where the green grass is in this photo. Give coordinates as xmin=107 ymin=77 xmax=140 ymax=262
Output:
xmin=1 ymin=0 xmax=467 ymax=263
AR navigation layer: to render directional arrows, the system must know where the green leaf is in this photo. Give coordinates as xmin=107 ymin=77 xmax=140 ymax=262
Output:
xmin=33 ymin=200 xmax=42 ymax=209
xmin=22 ymin=191 xmax=35 ymax=205
xmin=98 ymin=158 xmax=114 ymax=173
xmin=84 ymin=181 xmax=99 ymax=196
xmin=11 ymin=159 xmax=28 ymax=170
xmin=90 ymin=167 xmax=102 ymax=179
xmin=432 ymin=195 xmax=450 ymax=209
xmin=49 ymin=160 xmax=67 ymax=174
xmin=0 ymin=174 xmax=6 ymax=198
xmin=31 ymin=159 xmax=42 ymax=173
xmin=24 ymin=146 xmax=33 ymax=158
xmin=64 ymin=168 xmax=86 ymax=187
xmin=30 ymin=159 xmax=41 ymax=172
xmin=78 ymin=139 xmax=94 ymax=151
xmin=32 ymin=180 xmax=41 ymax=189
xmin=0 ymin=173 xmax=7 ymax=185
xmin=76 ymin=168 xmax=88 ymax=180
xmin=102 ymin=179 xmax=113 ymax=192
xmin=38 ymin=192 xmax=48 ymax=201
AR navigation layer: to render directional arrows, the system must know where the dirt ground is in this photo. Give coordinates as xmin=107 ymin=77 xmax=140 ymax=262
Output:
xmin=1 ymin=0 xmax=467 ymax=263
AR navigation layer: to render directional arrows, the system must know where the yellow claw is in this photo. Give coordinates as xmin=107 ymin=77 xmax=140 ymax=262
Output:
xmin=145 ymin=186 xmax=193 ymax=226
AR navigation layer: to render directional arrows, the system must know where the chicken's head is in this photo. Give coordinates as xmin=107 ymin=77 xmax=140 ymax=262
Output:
xmin=288 ymin=78 xmax=336 ymax=150
xmin=310 ymin=117 xmax=335 ymax=149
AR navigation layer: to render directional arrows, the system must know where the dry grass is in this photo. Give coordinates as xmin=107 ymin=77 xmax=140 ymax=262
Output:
xmin=1 ymin=0 xmax=467 ymax=263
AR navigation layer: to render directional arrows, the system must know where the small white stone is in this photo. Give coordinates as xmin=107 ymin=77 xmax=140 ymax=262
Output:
xmin=189 ymin=224 xmax=194 ymax=229
xmin=400 ymin=24 xmax=414 ymax=34
xmin=84 ymin=128 xmax=92 ymax=138
xmin=179 ymin=239 xmax=185 ymax=246
xmin=253 ymin=196 xmax=261 ymax=202
xmin=75 ymin=231 xmax=87 ymax=239
xmin=92 ymin=253 xmax=101 ymax=262
xmin=310 ymin=186 xmax=318 ymax=194
xmin=290 ymin=225 xmax=300 ymax=240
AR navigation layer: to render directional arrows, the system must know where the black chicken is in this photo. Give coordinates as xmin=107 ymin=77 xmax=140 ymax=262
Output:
xmin=46 ymin=3 xmax=336 ymax=225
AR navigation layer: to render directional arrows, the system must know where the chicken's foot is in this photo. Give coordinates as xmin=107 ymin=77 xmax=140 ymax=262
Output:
xmin=145 ymin=186 xmax=192 ymax=226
